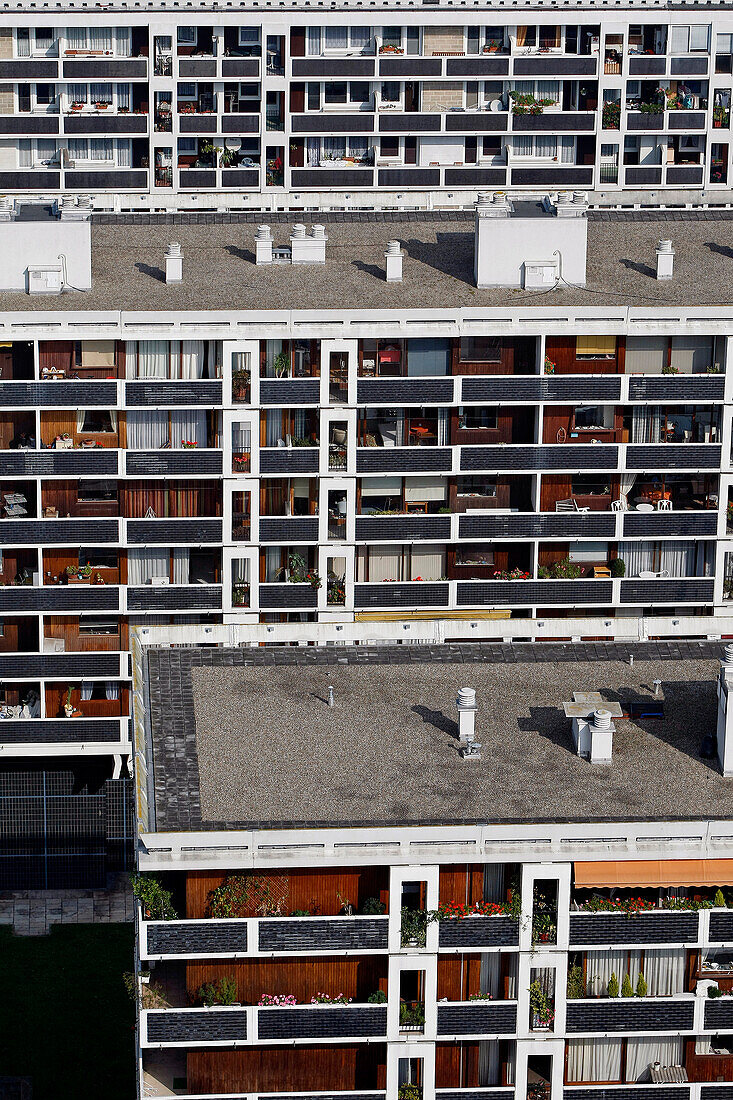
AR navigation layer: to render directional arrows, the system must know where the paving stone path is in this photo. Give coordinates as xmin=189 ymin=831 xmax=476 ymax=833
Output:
xmin=0 ymin=872 xmax=134 ymax=935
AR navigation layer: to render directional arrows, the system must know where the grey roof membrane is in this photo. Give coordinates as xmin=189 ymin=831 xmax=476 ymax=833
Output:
xmin=144 ymin=640 xmax=732 ymax=833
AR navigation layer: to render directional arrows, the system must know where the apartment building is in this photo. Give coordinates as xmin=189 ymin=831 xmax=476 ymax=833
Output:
xmin=131 ymin=635 xmax=733 ymax=1100
xmin=1 ymin=191 xmax=733 ymax=888
xmin=0 ymin=7 xmax=732 ymax=207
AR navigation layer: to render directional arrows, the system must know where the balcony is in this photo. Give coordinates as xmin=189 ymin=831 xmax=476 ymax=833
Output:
xmin=438 ymin=915 xmax=519 ymax=948
xmin=512 ymin=111 xmax=595 ymax=132
xmin=0 ymin=518 xmax=120 ymax=545
xmin=143 ymin=1003 xmax=387 ymax=1045
xmin=462 ymin=377 xmax=621 ymax=403
xmin=260 ymin=447 xmax=320 ymax=475
xmin=125 ymin=381 xmax=222 ymax=407
xmin=704 ymin=999 xmax=733 ymax=1030
xmin=436 ymin=1001 xmax=518 ymax=1037
xmin=126 ymin=519 xmax=222 ymax=545
xmin=628 ymin=375 xmax=724 ymax=402
xmin=355 ymin=581 xmax=449 ymax=609
xmin=0 ymin=171 xmax=60 ymax=190
xmin=126 ymin=585 xmax=222 ymax=612
xmin=0 ymin=450 xmax=118 ymax=476
xmin=355 ymin=515 xmax=451 ymax=542
xmin=143 ymin=914 xmax=388 ymax=959
xmin=0 ymin=717 xmax=123 ymax=745
xmin=566 ymin=997 xmax=694 ymax=1034
xmin=259 ymin=583 xmax=318 ymax=609
xmin=357 ymin=378 xmax=454 ymax=405
xmin=460 ymin=445 xmax=618 ymax=472
xmin=456 ymin=579 xmax=613 ymax=606
xmin=259 ymin=517 xmax=319 ymax=543
xmin=0 ymin=585 xmax=119 ymax=613
xmin=356 ymin=447 xmax=452 ymax=474
xmin=620 ymin=578 xmax=714 ymax=604
xmin=0 ymin=59 xmax=58 ymax=79
xmin=125 ymin=450 xmax=223 ymax=476
xmin=0 ymin=381 xmax=117 ymax=407
xmin=628 ymin=55 xmax=666 ymax=77
xmin=260 ymin=378 xmax=320 ymax=405
xmin=0 ymin=652 xmax=121 ymax=678
xmin=459 ymin=513 xmax=616 ymax=540
xmin=568 ymin=909 xmax=701 ymax=946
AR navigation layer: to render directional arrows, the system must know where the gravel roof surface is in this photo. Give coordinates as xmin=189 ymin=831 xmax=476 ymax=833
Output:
xmin=183 ymin=656 xmax=727 ymax=827
xmin=3 ymin=209 xmax=733 ymax=313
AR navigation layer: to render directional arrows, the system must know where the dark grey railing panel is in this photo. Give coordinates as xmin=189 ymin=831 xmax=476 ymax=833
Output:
xmin=146 ymin=921 xmax=247 ymax=956
xmin=667 ymin=166 xmax=704 ymax=185
xmin=0 ymin=587 xmax=118 ymax=612
xmin=622 ymin=512 xmax=717 ymax=537
xmin=566 ymin=1000 xmax=694 ymax=1033
xmin=126 ymin=519 xmax=222 ymax=544
xmin=260 ymin=449 xmax=319 ymax=474
xmin=355 ymin=583 xmax=449 ymax=608
xmin=629 ymin=56 xmax=666 ymax=75
xmin=259 ymin=518 xmax=319 ymax=543
xmin=568 ymin=1089 xmax=689 ymax=1100
xmin=126 ymin=450 xmax=223 ymax=475
xmin=0 ymin=519 xmax=119 ymax=544
xmin=0 ymin=653 xmax=120 ymax=677
xmin=65 ymin=170 xmax=148 ymax=189
xmin=292 ymin=58 xmax=375 ymax=77
xmin=178 ymin=116 xmax=217 ymax=133
xmin=670 ymin=56 xmax=708 ymax=76
xmin=291 ymin=169 xmax=374 ymax=188
xmin=620 ymin=579 xmax=715 ymax=604
xmin=627 ymin=113 xmax=665 ymax=131
xmin=222 ymin=59 xmax=260 ymax=78
xmin=446 ymin=169 xmax=507 ymax=186
xmin=668 ymin=111 xmax=706 ymax=129
xmin=146 ymin=1010 xmax=247 ymax=1043
xmin=628 ymin=376 xmax=724 ymax=401
xmin=514 ymin=57 xmax=596 ymax=76
xmin=0 ymin=451 xmax=117 ymax=475
xmin=437 ymin=1003 xmax=517 ymax=1036
xmin=0 ymin=60 xmax=58 ymax=78
xmin=356 ymin=448 xmax=452 ymax=473
xmin=378 ymin=169 xmax=440 ymax=187
xmin=445 ymin=115 xmax=507 ymax=133
xmin=221 ymin=115 xmax=259 ymax=133
xmin=127 ymin=585 xmax=222 ymax=612
xmin=379 ymin=114 xmax=440 ymax=133
xmin=356 ymin=378 xmax=454 ymax=404
xmin=259 ymin=379 xmax=320 ymax=405
xmin=460 ymin=445 xmax=617 ymax=471
xmin=259 ymin=584 xmax=318 ymax=609
xmin=704 ymin=1001 xmax=733 ymax=1030
xmin=179 ymin=170 xmax=217 ymax=188
xmin=291 ymin=114 xmax=373 ymax=133
xmin=258 ymin=917 xmax=388 ymax=953
xmin=0 ymin=718 xmax=121 ymax=743
xmin=439 ymin=916 xmax=519 ymax=948
xmin=625 ymin=168 xmax=662 ymax=185
xmin=457 ymin=581 xmax=613 ymax=606
xmin=462 ymin=377 xmax=621 ymax=402
xmin=258 ymin=1005 xmax=386 ymax=1040
xmin=701 ymin=1089 xmax=733 ymax=1100
xmin=0 ymin=381 xmax=117 ymax=407
xmin=355 ymin=516 xmax=451 ymax=541
xmin=511 ymin=168 xmax=593 ymax=186
xmin=125 ymin=381 xmax=222 ymax=406
xmin=0 ymin=116 xmax=58 ymax=133
xmin=439 ymin=1092 xmax=513 ymax=1100
xmin=64 ymin=115 xmax=148 ymax=134
xmin=220 ymin=169 xmax=260 ymax=188
xmin=513 ymin=112 xmax=594 ymax=131
xmin=459 ymin=514 xmax=615 ymax=540
xmin=446 ymin=58 xmax=509 ymax=77
xmin=379 ymin=58 xmax=442 ymax=76
xmin=0 ymin=172 xmax=60 ymax=189
xmin=568 ymin=911 xmax=699 ymax=946
xmin=710 ymin=912 xmax=733 ymax=941
xmin=62 ymin=59 xmax=147 ymax=78
xmin=178 ymin=59 xmax=217 ymax=77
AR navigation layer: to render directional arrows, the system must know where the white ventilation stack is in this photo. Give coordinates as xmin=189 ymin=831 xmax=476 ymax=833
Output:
xmin=572 ymin=707 xmax=614 ymax=763
xmin=255 ymin=224 xmax=273 ymax=265
xmin=456 ymin=687 xmax=478 ymax=743
xmin=164 ymin=241 xmax=183 ymax=284
xmin=716 ymin=643 xmax=733 ymax=776
xmin=385 ymin=239 xmax=403 ymax=282
xmin=656 ymin=239 xmax=675 ymax=281
xmin=310 ymin=224 xmax=327 ymax=264
xmin=556 ymin=190 xmax=589 ymax=218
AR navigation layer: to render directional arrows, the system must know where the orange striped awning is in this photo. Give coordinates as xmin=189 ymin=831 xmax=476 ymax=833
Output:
xmin=575 ymin=859 xmax=733 ymax=889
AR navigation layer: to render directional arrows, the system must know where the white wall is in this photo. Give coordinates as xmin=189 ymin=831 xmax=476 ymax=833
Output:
xmin=0 ymin=217 xmax=92 ymax=292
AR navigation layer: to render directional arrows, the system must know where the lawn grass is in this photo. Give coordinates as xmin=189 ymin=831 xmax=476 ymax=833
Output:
xmin=0 ymin=923 xmax=135 ymax=1100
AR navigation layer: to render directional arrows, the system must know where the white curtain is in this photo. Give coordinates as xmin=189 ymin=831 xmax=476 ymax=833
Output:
xmin=642 ymin=949 xmax=686 ymax=997
xmin=307 ymin=138 xmax=320 ymax=167
xmin=127 ymin=548 xmax=168 ymax=585
xmin=265 ymin=410 xmax=281 ymax=447
xmin=90 ymin=27 xmax=113 ymax=52
xmin=180 ymin=340 xmax=205 ymax=379
xmin=115 ymin=28 xmax=131 ymax=56
xmin=232 ymin=425 xmax=250 ymax=452
xmin=480 ymin=952 xmax=502 ymax=998
xmin=567 ymin=1038 xmax=623 ymax=1083
xmin=117 ymin=140 xmax=131 ymax=168
xmin=617 ymin=471 xmax=638 ymax=506
xmin=105 ymin=681 xmax=119 ymax=700
xmin=80 ymin=681 xmax=93 ymax=700
xmin=625 ymin=336 xmax=667 ymax=374
xmin=126 ymin=410 xmax=168 ymax=449
xmin=125 ymin=340 xmax=137 ymax=378
xmin=172 ymin=547 xmax=190 ymax=585
xmin=207 ymin=341 xmax=220 ymax=378
xmin=232 ymin=559 xmax=249 ymax=584
xmin=631 ymin=406 xmax=662 ymax=443
xmin=137 ymin=341 xmax=168 ymax=378
xmin=619 ymin=541 xmax=696 ymax=578
xmin=365 ymin=546 xmax=403 ymax=582
xmin=306 ymin=27 xmax=321 ymax=54
xmin=586 ymin=949 xmax=627 ymax=996
xmin=171 ymin=409 xmax=206 ymax=448
xmin=437 ymin=408 xmax=449 ymax=445
xmin=670 ymin=336 xmax=713 ymax=374
xmin=625 ymin=1037 xmax=683 ymax=1082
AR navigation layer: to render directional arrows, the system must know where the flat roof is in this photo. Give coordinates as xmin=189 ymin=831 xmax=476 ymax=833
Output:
xmin=144 ymin=640 xmax=731 ymax=833
xmin=1 ymin=209 xmax=733 ymax=313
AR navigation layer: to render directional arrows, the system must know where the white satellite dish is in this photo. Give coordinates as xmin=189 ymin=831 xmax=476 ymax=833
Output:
xmin=225 ymin=138 xmax=242 ymax=151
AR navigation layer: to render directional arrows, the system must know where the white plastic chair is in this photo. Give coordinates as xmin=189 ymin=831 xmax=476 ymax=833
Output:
xmin=611 ymin=499 xmax=627 ymax=512
xmin=657 ymin=498 xmax=672 ymax=510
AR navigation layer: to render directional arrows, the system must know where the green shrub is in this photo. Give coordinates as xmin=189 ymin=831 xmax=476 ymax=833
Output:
xmin=197 ymin=976 xmax=238 ymax=1006
xmin=636 ymin=972 xmax=648 ymax=997
xmin=567 ymin=964 xmax=585 ymax=1000
xmin=607 ymin=972 xmax=619 ymax=998
xmin=621 ymin=973 xmax=634 ymax=997
xmin=714 ymin=888 xmax=726 ymax=908
xmin=129 ymin=873 xmax=177 ymax=920
xmin=362 ymin=896 xmax=386 ymax=915
xmin=368 ymin=990 xmax=387 ymax=1003
xmin=610 ymin=558 xmax=626 ymax=578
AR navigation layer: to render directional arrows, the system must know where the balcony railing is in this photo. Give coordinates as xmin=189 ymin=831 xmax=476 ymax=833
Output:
xmin=142 ymin=915 xmax=389 ymax=959
xmin=436 ymin=1000 xmax=518 ymax=1037
xmin=566 ymin=996 xmax=695 ymax=1034
xmin=142 ymin=1003 xmax=387 ymax=1046
xmin=568 ymin=909 xmax=701 ymax=946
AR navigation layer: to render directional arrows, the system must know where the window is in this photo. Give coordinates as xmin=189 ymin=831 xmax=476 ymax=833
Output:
xmin=90 ymin=82 xmax=112 ymax=104
xmin=79 ymin=616 xmax=119 ymax=635
xmin=671 ymin=25 xmax=710 ymax=53
xmin=381 ymin=81 xmax=400 ymax=103
xmin=455 ymin=545 xmax=495 ymax=566
xmin=571 ymin=474 xmax=611 ymax=497
xmin=456 ymin=475 xmax=497 ymax=497
xmin=67 ymin=83 xmax=87 ymax=103
xmin=513 ymin=135 xmax=533 ymax=157
xmin=349 ymin=82 xmax=370 ymax=103
xmin=80 ymin=410 xmax=115 ymax=433
xmin=350 ymin=27 xmax=371 ymax=50
xmin=459 ymin=406 xmax=498 ymax=429
xmin=34 ymin=28 xmax=55 ymax=51
xmin=78 ymin=548 xmax=117 ymax=569
xmin=459 ymin=336 xmax=502 ymax=362
xmin=576 ymin=335 xmax=616 ymax=358
xmin=324 ymin=82 xmax=347 ymax=104
xmin=78 ymin=480 xmax=116 ymax=502
xmin=178 ymin=137 xmax=196 ymax=155
xmin=16 ymin=29 xmax=30 ymax=57
xmin=35 ymin=84 xmax=54 ymax=105
xmin=573 ymin=406 xmax=614 ymax=429
xmin=307 ymin=83 xmax=320 ymax=111
xmin=382 ymin=26 xmax=402 ymax=48
xmin=177 ymin=27 xmax=197 ymax=44
xmin=380 ymin=136 xmax=399 ymax=157
xmin=239 ymin=27 xmax=259 ymax=45
xmin=324 ymin=27 xmax=348 ymax=50
xmin=178 ymin=82 xmax=196 ymax=98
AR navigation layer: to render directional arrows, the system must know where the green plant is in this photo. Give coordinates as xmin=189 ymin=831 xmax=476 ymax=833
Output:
xmin=509 ymin=90 xmax=555 ymax=115
xmin=662 ymin=365 xmax=679 ymax=375
xmin=400 ymin=1001 xmax=425 ymax=1027
xmin=528 ymin=980 xmax=554 ymax=1026
xmin=398 ymin=1085 xmax=422 ymax=1100
xmin=714 ymin=888 xmax=726 ymax=907
xmin=538 ymin=557 xmax=581 ymax=580
xmin=65 ymin=565 xmax=78 ymax=577
xmin=206 ymin=874 xmax=281 ymax=918
xmin=708 ymin=985 xmax=724 ymax=998
xmin=273 ymin=350 xmax=290 ymax=377
xmin=290 ymin=909 xmax=311 ymax=917
xmin=438 ymin=506 xmax=451 ymax=513
xmin=129 ymin=873 xmax=177 ymax=920
xmin=621 ymin=972 xmax=634 ymax=997
xmin=602 ymin=100 xmax=621 ymax=129
xmin=639 ymin=101 xmax=664 ymax=114
xmin=636 ymin=971 xmax=647 ymax=997
xmin=469 ymin=991 xmax=494 ymax=1000
xmin=544 ymin=356 xmax=555 ymax=374
xmin=368 ymin=989 xmax=387 ymax=1003
xmin=607 ymin=972 xmax=619 ymax=998
xmin=400 ymin=906 xmax=429 ymax=947
xmin=567 ymin=964 xmax=585 ymax=1000
xmin=610 ymin=557 xmax=626 ymax=578
xmin=197 ymin=976 xmax=238 ymax=1006
xmin=362 ymin=896 xmax=386 ymax=915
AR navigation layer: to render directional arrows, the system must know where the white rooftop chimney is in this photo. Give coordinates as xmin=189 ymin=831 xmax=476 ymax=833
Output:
xmin=290 ymin=223 xmax=327 ymax=264
xmin=385 ymin=239 xmax=403 ymax=282
xmin=255 ymin=224 xmax=273 ymax=265
xmin=656 ymin=239 xmax=675 ymax=281
xmin=456 ymin=687 xmax=477 ymax=743
xmin=556 ymin=190 xmax=589 ymax=218
xmin=164 ymin=241 xmax=183 ymax=284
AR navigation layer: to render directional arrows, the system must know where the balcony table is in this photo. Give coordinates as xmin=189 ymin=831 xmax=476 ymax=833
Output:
xmin=635 ymin=503 xmax=655 ymax=512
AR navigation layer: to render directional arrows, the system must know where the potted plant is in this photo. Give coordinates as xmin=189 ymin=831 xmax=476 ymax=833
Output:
xmin=232 ymin=367 xmax=250 ymax=401
xmin=273 ymin=349 xmax=291 ymax=377
xmin=400 ymin=906 xmax=429 ymax=947
xmin=130 ymin=872 xmax=177 ymax=919
xmin=64 ymin=686 xmax=75 ymax=718
xmin=610 ymin=557 xmax=626 ymax=578
xmin=544 ymin=356 xmax=556 ymax=374
xmin=529 ymin=980 xmax=554 ymax=1029
xmin=602 ymin=101 xmax=621 ymax=130
xmin=94 ymin=101 xmax=109 ymax=109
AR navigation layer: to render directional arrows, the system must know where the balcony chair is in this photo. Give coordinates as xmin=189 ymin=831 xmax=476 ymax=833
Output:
xmin=611 ymin=499 xmax=628 ymax=511
xmin=555 ymin=498 xmax=590 ymax=513
xmin=656 ymin=498 xmax=672 ymax=510
xmin=638 ymin=569 xmax=670 ymax=579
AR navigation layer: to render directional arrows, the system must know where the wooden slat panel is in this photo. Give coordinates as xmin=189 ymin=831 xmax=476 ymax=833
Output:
xmin=186 ymin=957 xmax=388 ymax=1005
xmin=187 ymin=1045 xmax=387 ymax=1093
xmin=186 ymin=868 xmax=390 ymax=919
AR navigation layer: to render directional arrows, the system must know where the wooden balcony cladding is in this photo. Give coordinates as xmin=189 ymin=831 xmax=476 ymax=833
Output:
xmin=186 ymin=1045 xmax=387 ymax=1095
xmin=40 ymin=408 xmax=119 ymax=450
xmin=185 ymin=868 xmax=389 ymax=919
xmin=45 ymin=682 xmax=128 ymax=719
xmin=44 ymin=615 xmax=127 ymax=654
xmin=38 ymin=339 xmax=125 ymax=380
xmin=545 ymin=334 xmax=624 ymax=376
xmin=452 ymin=335 xmax=537 ymax=377
xmin=185 ymin=956 xmax=388 ymax=1007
